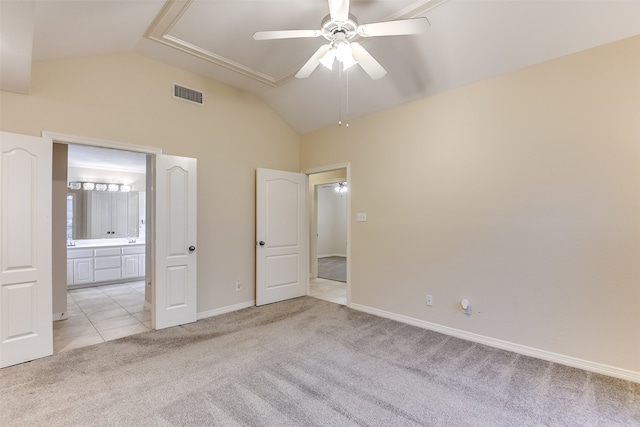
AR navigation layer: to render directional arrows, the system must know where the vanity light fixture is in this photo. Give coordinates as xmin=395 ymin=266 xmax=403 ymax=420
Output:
xmin=69 ymin=181 xmax=133 ymax=192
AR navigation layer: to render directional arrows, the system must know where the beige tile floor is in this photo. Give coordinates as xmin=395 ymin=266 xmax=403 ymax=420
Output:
xmin=309 ymin=278 xmax=347 ymax=305
xmin=54 ymin=280 xmax=151 ymax=353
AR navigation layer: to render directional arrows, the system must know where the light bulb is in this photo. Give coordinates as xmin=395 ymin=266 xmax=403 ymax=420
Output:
xmin=335 ymin=41 xmax=351 ymax=62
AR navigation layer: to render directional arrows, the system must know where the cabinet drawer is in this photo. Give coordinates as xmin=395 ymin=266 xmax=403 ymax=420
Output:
xmin=94 ymin=255 xmax=121 ymax=269
xmin=67 ymin=249 xmax=94 ymax=259
xmin=95 ymin=268 xmax=121 ymax=282
xmin=95 ymin=247 xmax=121 ymax=257
xmin=122 ymin=246 xmax=145 ymax=255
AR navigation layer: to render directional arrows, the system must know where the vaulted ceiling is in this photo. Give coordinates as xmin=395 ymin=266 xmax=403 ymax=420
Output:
xmin=2 ymin=0 xmax=639 ymax=134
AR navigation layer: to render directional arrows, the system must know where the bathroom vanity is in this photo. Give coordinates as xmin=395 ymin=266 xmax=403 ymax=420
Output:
xmin=67 ymin=240 xmax=145 ymax=287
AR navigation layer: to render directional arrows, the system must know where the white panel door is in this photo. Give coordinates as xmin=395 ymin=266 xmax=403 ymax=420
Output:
xmin=0 ymin=132 xmax=52 ymax=368
xmin=256 ymin=168 xmax=307 ymax=306
xmin=154 ymin=154 xmax=197 ymax=330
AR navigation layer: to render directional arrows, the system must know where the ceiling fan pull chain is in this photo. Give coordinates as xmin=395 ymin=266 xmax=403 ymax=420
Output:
xmin=337 ymin=65 xmax=350 ymax=128
xmin=338 ymin=65 xmax=343 ymax=127
xmin=345 ymin=66 xmax=350 ymax=128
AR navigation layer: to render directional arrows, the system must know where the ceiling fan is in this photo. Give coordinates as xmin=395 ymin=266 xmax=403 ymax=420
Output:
xmin=253 ymin=0 xmax=429 ymax=80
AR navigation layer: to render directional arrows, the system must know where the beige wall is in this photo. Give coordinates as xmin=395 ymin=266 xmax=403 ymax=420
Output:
xmin=301 ymin=36 xmax=640 ymax=373
xmin=0 ymin=53 xmax=300 ymax=312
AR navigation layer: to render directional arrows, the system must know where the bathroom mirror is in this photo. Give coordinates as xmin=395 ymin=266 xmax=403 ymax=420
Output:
xmin=67 ymin=189 xmax=144 ymax=240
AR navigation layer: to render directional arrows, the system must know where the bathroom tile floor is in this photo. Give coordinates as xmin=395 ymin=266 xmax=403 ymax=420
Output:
xmin=54 ymin=280 xmax=151 ymax=353
xmin=309 ymin=278 xmax=347 ymax=305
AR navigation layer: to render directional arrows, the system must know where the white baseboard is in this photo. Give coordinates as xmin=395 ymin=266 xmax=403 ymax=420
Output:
xmin=350 ymin=302 xmax=640 ymax=384
xmin=197 ymin=300 xmax=255 ymax=320
xmin=52 ymin=312 xmax=70 ymax=321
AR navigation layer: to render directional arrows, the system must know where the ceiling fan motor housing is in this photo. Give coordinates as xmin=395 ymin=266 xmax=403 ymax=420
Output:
xmin=321 ymin=14 xmax=358 ymax=41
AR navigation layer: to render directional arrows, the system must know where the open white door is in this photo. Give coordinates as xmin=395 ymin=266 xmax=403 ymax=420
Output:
xmin=256 ymin=168 xmax=307 ymax=306
xmin=154 ymin=154 xmax=197 ymax=330
xmin=0 ymin=132 xmax=52 ymax=368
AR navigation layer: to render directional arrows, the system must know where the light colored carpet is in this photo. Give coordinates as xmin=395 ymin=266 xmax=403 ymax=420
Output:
xmin=1 ymin=297 xmax=638 ymax=426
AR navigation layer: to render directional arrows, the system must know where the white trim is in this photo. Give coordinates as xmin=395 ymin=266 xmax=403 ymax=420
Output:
xmin=302 ymin=163 xmax=349 ymax=175
xmin=197 ymin=300 xmax=255 ymax=320
xmin=52 ymin=312 xmax=70 ymax=321
xmin=303 ymin=162 xmax=351 ymax=307
xmin=318 ymin=253 xmax=347 ymax=258
xmin=350 ymin=302 xmax=640 ymax=384
xmin=42 ymin=132 xmax=162 ymax=156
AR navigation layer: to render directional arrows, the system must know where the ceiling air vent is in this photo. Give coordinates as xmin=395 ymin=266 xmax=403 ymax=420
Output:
xmin=173 ymin=83 xmax=203 ymax=105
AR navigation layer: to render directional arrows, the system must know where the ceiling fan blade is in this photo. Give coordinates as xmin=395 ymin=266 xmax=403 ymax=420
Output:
xmin=328 ymin=0 xmax=349 ymax=22
xmin=253 ymin=29 xmax=322 ymax=40
xmin=350 ymin=42 xmax=386 ymax=80
xmin=357 ymin=17 xmax=429 ymax=37
xmin=296 ymin=44 xmax=332 ymax=78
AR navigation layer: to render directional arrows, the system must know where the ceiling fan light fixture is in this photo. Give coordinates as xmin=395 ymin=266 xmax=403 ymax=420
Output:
xmin=341 ymin=54 xmax=357 ymax=70
xmin=335 ymin=41 xmax=352 ymax=61
xmin=319 ymin=49 xmax=336 ymax=70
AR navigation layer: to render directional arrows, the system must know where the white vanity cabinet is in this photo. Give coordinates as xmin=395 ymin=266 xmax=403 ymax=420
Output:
xmin=94 ymin=247 xmax=122 ymax=283
xmin=67 ymin=249 xmax=95 ymax=286
xmin=121 ymin=245 xmax=145 ymax=279
xmin=88 ymin=192 xmax=129 ymax=239
xmin=67 ymin=243 xmax=145 ymax=287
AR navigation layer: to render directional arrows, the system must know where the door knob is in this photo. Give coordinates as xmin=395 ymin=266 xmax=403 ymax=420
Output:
xmin=188 ymin=245 xmax=196 ymax=252
xmin=258 ymin=241 xmax=265 ymax=246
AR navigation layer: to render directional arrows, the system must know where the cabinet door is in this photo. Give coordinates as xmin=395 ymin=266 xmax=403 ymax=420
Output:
xmin=90 ymin=192 xmax=112 ymax=238
xmin=111 ymin=192 xmax=129 ymax=238
xmin=67 ymin=260 xmax=74 ymax=285
xmin=73 ymin=258 xmax=94 ymax=284
xmin=121 ymin=254 xmax=139 ymax=279
xmin=138 ymin=253 xmax=146 ymax=277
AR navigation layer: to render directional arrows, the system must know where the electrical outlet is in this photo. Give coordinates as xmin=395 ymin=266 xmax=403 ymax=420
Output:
xmin=235 ymin=281 xmax=241 ymax=292
xmin=426 ymin=295 xmax=433 ymax=306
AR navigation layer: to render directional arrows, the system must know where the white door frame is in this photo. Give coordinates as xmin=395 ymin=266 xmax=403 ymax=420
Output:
xmin=43 ymin=132 xmax=162 ymax=320
xmin=302 ymin=163 xmax=351 ymax=306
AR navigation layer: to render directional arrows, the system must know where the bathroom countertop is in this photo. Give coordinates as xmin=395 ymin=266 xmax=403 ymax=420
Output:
xmin=67 ymin=239 xmax=145 ymax=249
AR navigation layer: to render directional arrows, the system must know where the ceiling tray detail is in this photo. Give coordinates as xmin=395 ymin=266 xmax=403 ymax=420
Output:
xmin=144 ymin=0 xmax=283 ymax=87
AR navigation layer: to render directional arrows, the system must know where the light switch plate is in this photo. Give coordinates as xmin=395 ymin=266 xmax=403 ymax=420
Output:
xmin=356 ymin=213 xmax=367 ymax=222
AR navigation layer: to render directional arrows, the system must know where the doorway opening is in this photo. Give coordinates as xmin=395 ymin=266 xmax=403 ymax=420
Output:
xmin=51 ymin=140 xmax=155 ymax=353
xmin=305 ymin=165 xmax=350 ymax=306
